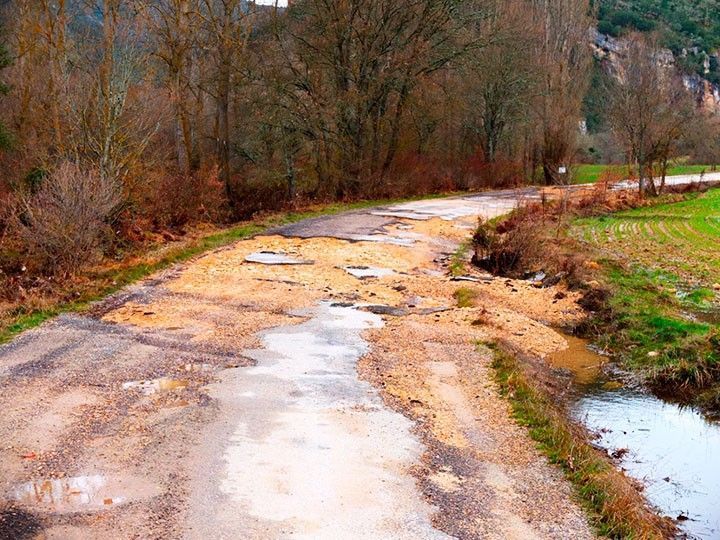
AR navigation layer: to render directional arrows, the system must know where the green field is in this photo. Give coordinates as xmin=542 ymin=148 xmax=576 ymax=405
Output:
xmin=572 ymin=164 xmax=718 ymax=185
xmin=575 ymin=189 xmax=720 ymax=283
xmin=571 ymin=189 xmax=720 ymax=412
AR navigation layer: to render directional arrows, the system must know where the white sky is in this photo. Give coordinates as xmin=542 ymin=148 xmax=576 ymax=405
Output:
xmin=254 ymin=0 xmax=288 ymax=6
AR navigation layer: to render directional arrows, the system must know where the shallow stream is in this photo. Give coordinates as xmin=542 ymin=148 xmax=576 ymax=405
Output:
xmin=548 ymin=336 xmax=720 ymax=539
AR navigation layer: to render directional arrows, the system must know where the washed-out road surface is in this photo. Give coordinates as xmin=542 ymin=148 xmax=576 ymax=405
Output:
xmin=4 ymin=177 xmax=713 ymax=539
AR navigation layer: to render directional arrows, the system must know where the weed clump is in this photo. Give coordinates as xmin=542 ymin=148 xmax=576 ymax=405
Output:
xmin=453 ymin=287 xmax=478 ymax=308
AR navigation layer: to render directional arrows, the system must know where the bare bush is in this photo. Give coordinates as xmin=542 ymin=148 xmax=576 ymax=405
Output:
xmin=15 ymin=162 xmax=123 ymax=275
xmin=149 ymin=166 xmax=227 ymax=228
xmin=472 ymin=216 xmax=544 ymax=276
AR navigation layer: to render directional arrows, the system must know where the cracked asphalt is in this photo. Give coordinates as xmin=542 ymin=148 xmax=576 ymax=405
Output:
xmin=0 ymin=189 xmax=616 ymax=539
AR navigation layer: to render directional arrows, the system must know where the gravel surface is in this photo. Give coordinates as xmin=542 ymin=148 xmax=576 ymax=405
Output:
xmin=0 ymin=189 xmax=595 ymax=539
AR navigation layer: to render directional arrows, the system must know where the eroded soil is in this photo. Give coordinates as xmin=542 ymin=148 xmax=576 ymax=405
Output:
xmin=0 ymin=192 xmax=592 ymax=539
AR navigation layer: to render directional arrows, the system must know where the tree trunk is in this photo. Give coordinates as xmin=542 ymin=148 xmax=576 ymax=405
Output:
xmin=99 ymin=1 xmax=118 ymax=181
xmin=217 ymin=63 xmax=231 ymax=204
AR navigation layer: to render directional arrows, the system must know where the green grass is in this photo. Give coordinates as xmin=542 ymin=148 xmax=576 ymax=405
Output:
xmin=575 ymin=189 xmax=720 ymax=283
xmin=488 ymin=342 xmax=673 ymax=539
xmin=449 ymin=240 xmax=471 ymax=277
xmin=453 ymin=286 xmax=478 ymax=308
xmin=572 ymin=163 xmax=718 ymax=184
xmin=571 ymin=190 xmax=720 ymax=409
xmin=0 ymin=192 xmax=462 ymax=344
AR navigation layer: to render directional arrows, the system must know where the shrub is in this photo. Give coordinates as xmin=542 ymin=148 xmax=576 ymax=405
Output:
xmin=15 ymin=162 xmax=123 ymax=275
xmin=149 ymin=166 xmax=227 ymax=228
xmin=472 ymin=216 xmax=544 ymax=276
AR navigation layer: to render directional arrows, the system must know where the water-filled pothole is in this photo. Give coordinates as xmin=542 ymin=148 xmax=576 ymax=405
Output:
xmin=12 ymin=476 xmax=123 ymax=512
xmin=122 ymin=378 xmax=189 ymax=395
xmin=342 ymin=266 xmax=396 ymax=279
xmin=244 ymin=252 xmax=314 ymax=265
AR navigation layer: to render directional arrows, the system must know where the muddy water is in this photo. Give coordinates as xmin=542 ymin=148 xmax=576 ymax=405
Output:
xmin=547 ymin=335 xmax=607 ymax=385
xmin=550 ymin=336 xmax=720 ymax=539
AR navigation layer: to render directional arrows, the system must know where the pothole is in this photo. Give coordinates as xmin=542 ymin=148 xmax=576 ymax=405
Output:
xmin=12 ymin=476 xmax=124 ymax=513
xmin=122 ymin=378 xmax=189 ymax=395
xmin=342 ymin=266 xmax=396 ymax=279
xmin=244 ymin=251 xmax=314 ymax=265
xmin=10 ymin=474 xmax=161 ymax=513
xmin=428 ymin=470 xmax=464 ymax=493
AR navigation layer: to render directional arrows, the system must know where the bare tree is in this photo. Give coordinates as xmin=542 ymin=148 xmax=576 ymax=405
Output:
xmin=530 ymin=0 xmax=593 ymax=185
xmin=0 ymin=25 xmax=11 ymax=150
xmin=461 ymin=0 xmax=539 ymax=165
xmin=144 ymin=0 xmax=200 ymax=173
xmin=78 ymin=1 xmax=158 ymax=188
xmin=198 ymin=0 xmax=254 ymax=202
xmin=607 ymin=34 xmax=695 ymax=196
xmin=271 ymin=0 xmax=491 ymax=197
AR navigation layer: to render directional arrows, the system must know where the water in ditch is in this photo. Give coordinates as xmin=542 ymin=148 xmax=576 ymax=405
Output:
xmin=548 ymin=335 xmax=720 ymax=539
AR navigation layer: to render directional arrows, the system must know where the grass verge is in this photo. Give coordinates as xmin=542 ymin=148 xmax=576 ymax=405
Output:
xmin=488 ymin=342 xmax=675 ymax=539
xmin=0 ymin=192 xmax=459 ymax=344
xmin=571 ymin=189 xmax=720 ymax=414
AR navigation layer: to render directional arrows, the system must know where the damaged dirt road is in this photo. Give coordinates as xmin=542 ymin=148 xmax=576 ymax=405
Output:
xmin=0 ymin=190 xmax=595 ymax=539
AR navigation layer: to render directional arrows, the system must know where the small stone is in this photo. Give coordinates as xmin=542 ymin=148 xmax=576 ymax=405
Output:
xmin=647 ymin=351 xmax=660 ymax=358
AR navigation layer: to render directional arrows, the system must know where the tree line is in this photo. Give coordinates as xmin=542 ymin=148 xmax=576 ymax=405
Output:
xmin=0 ymin=0 xmax=715 ymax=277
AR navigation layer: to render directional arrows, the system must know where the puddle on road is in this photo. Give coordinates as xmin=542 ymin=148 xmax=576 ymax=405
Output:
xmin=12 ymin=476 xmax=124 ymax=512
xmin=184 ymin=363 xmax=212 ymax=373
xmin=122 ymin=378 xmax=189 ymax=395
xmin=349 ymin=234 xmax=417 ymax=246
xmin=552 ymin=332 xmax=720 ymax=538
xmin=244 ymin=251 xmax=314 ymax=265
xmin=342 ymin=266 xmax=396 ymax=279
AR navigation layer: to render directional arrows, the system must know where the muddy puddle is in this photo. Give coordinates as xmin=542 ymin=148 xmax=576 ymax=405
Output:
xmin=13 ymin=476 xmax=123 ymax=512
xmin=551 ymin=334 xmax=720 ymax=538
xmin=122 ymin=377 xmax=189 ymax=395
xmin=547 ymin=334 xmax=608 ymax=385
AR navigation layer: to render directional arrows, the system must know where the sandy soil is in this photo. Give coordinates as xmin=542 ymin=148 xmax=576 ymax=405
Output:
xmin=0 ymin=192 xmax=593 ymax=539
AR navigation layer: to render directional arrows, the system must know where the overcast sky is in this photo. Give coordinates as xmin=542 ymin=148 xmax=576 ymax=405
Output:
xmin=254 ymin=0 xmax=288 ymax=6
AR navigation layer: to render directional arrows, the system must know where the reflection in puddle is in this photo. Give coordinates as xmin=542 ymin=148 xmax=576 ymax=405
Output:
xmin=122 ymin=378 xmax=189 ymax=395
xmin=343 ymin=266 xmax=395 ymax=279
xmin=575 ymin=389 xmax=720 ymax=539
xmin=554 ymin=332 xmax=720 ymax=538
xmin=13 ymin=476 xmax=125 ymax=512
